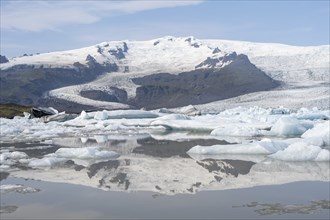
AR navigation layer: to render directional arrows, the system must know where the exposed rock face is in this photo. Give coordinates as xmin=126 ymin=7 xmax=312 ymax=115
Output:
xmin=131 ymin=56 xmax=278 ymax=109
xmin=0 ymin=55 xmax=9 ymax=64
xmin=80 ymin=87 xmax=128 ymax=103
xmin=31 ymin=107 xmax=57 ymax=118
xmin=0 ymin=61 xmax=118 ymax=110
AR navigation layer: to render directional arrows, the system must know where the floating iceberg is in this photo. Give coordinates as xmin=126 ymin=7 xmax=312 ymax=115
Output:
xmin=0 ymin=151 xmax=29 ymax=165
xmin=270 ymin=116 xmax=309 ymax=137
xmin=210 ymin=126 xmax=261 ymax=137
xmin=28 ymin=157 xmax=67 ymax=168
xmin=187 ymin=138 xmax=288 ymax=155
xmin=54 ymin=147 xmax=119 ymax=159
xmin=302 ymin=121 xmax=330 ymax=146
xmin=0 ymin=184 xmax=40 ymax=194
xmin=268 ymin=142 xmax=329 ymax=161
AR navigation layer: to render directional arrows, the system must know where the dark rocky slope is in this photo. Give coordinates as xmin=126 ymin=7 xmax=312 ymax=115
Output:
xmin=130 ymin=55 xmax=278 ymax=109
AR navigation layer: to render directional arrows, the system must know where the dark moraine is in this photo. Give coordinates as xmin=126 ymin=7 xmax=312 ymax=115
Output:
xmin=80 ymin=87 xmax=128 ymax=103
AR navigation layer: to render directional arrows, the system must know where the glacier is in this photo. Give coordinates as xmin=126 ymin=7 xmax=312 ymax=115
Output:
xmin=1 ymin=36 xmax=328 ymax=111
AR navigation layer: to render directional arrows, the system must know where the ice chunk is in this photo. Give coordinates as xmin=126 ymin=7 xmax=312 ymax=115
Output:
xmin=268 ymin=142 xmax=329 ymax=161
xmin=315 ymin=149 xmax=330 ymax=161
xmin=81 ymin=137 xmax=88 ymax=143
xmin=28 ymin=157 xmax=67 ymax=167
xmin=94 ymin=110 xmax=108 ymax=120
xmin=179 ymin=105 xmax=201 ymax=116
xmin=270 ymin=106 xmax=291 ymax=115
xmin=187 ymin=144 xmax=268 ymax=155
xmin=302 ymin=121 xmax=330 ymax=146
xmin=187 ymin=138 xmax=288 ymax=155
xmin=0 ymin=184 xmax=40 ymax=194
xmin=258 ymin=138 xmax=289 ymax=152
xmin=107 ymin=110 xmax=159 ymax=119
xmin=0 ymin=151 xmax=29 ymax=165
xmin=0 ymin=151 xmax=28 ymax=160
xmin=94 ymin=135 xmax=108 ymax=143
xmin=294 ymin=107 xmax=329 ymax=120
xmin=79 ymin=111 xmax=92 ymax=120
xmin=211 ymin=126 xmax=261 ymax=137
xmin=8 ymin=151 xmax=28 ymax=159
xmin=54 ymin=147 xmax=119 ymax=159
xmin=155 ymin=114 xmax=191 ymax=121
xmin=270 ymin=117 xmax=307 ymax=136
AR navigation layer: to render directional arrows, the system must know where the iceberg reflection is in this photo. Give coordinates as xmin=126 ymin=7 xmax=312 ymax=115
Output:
xmin=2 ymin=136 xmax=329 ymax=195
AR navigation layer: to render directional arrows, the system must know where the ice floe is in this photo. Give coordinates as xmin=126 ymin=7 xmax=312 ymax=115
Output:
xmin=269 ymin=142 xmax=330 ymax=161
xmin=1 ymin=106 xmax=329 ymax=164
xmin=0 ymin=151 xmax=29 ymax=165
xmin=210 ymin=126 xmax=261 ymax=137
xmin=302 ymin=121 xmax=330 ymax=146
xmin=28 ymin=157 xmax=67 ymax=168
xmin=270 ymin=116 xmax=309 ymax=137
xmin=187 ymin=138 xmax=289 ymax=155
xmin=27 ymin=147 xmax=119 ymax=168
xmin=54 ymin=147 xmax=119 ymax=159
xmin=0 ymin=184 xmax=40 ymax=194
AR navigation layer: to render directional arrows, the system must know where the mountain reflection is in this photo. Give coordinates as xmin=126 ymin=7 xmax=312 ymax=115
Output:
xmin=3 ymin=136 xmax=330 ymax=195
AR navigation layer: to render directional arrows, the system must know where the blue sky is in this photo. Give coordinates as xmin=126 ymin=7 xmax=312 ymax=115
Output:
xmin=1 ymin=0 xmax=329 ymax=58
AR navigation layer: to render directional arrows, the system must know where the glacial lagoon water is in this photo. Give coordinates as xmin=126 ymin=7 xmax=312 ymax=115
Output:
xmin=1 ymin=135 xmax=329 ymax=219
xmin=1 ymin=107 xmax=330 ymax=219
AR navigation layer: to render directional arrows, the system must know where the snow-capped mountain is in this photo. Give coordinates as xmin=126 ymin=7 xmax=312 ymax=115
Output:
xmin=0 ymin=36 xmax=328 ymax=111
xmin=0 ymin=36 xmax=244 ymax=73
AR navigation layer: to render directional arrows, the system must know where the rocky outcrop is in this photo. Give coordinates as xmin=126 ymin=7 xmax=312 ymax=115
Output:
xmin=0 ymin=55 xmax=9 ymax=64
xmin=80 ymin=87 xmax=128 ymax=103
xmin=0 ymin=58 xmax=118 ymax=109
xmin=31 ymin=107 xmax=58 ymax=118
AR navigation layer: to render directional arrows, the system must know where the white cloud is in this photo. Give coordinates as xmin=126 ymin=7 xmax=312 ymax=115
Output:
xmin=0 ymin=0 xmax=203 ymax=32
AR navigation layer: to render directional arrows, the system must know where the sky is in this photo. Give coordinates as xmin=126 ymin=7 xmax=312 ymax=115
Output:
xmin=1 ymin=0 xmax=329 ymax=58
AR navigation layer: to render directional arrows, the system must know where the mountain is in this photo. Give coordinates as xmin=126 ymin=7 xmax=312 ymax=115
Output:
xmin=1 ymin=36 xmax=328 ymax=112
xmin=0 ymin=55 xmax=9 ymax=64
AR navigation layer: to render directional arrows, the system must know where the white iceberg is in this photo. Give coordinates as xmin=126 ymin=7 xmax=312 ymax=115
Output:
xmin=94 ymin=110 xmax=108 ymax=120
xmin=155 ymin=114 xmax=191 ymax=121
xmin=0 ymin=184 xmax=40 ymax=194
xmin=270 ymin=116 xmax=308 ymax=136
xmin=0 ymin=151 xmax=29 ymax=165
xmin=268 ymin=142 xmax=329 ymax=161
xmin=106 ymin=110 xmax=159 ymax=119
xmin=302 ymin=121 xmax=330 ymax=146
xmin=28 ymin=157 xmax=67 ymax=167
xmin=210 ymin=126 xmax=261 ymax=137
xmin=187 ymin=138 xmax=288 ymax=155
xmin=54 ymin=147 xmax=119 ymax=159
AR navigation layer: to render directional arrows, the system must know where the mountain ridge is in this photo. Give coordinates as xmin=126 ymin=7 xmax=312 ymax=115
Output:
xmin=1 ymin=36 xmax=328 ymax=111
